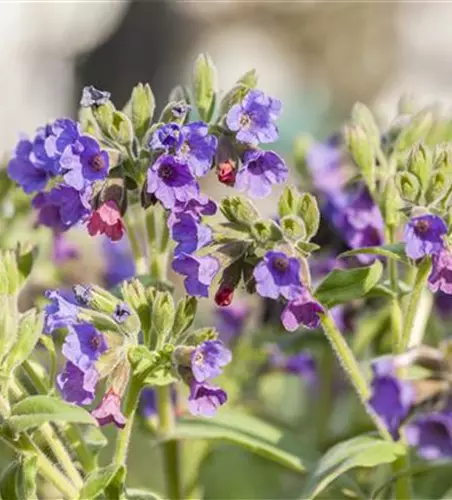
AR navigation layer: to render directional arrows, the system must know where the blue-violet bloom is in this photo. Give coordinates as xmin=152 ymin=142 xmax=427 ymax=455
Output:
xmin=404 ymin=214 xmax=447 ymax=260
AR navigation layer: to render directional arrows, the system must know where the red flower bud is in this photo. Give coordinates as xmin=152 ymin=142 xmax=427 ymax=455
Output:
xmin=87 ymin=200 xmax=124 ymax=241
xmin=215 ymin=285 xmax=234 ymax=307
xmin=217 ymin=161 xmax=236 ymax=186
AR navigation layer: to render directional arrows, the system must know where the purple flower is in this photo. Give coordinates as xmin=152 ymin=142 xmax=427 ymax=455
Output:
xmin=281 ymin=289 xmax=324 ymax=331
xmin=150 ymin=123 xmax=184 ymax=151
xmin=429 ymin=249 xmax=452 ymax=294
xmin=44 ymin=289 xmax=79 ymax=334
xmin=32 ymin=185 xmax=92 ymax=232
xmin=79 ymin=136 xmax=109 ymax=183
xmin=267 ymin=345 xmax=316 ymax=382
xmin=172 ymin=254 xmax=220 ymax=297
xmin=140 ymin=386 xmax=178 ymax=418
xmin=253 ymin=251 xmax=302 ymax=301
xmin=406 ymin=413 xmax=452 ymax=460
xmin=80 ymin=85 xmax=111 ymax=107
xmin=214 ymin=304 xmax=249 ymax=344
xmin=52 ymin=233 xmax=79 ymax=264
xmin=435 ymin=291 xmax=452 ymax=319
xmin=191 ymin=340 xmax=232 ymax=382
xmin=146 ymin=155 xmax=199 ymax=209
xmin=171 ymin=214 xmax=212 ymax=256
xmin=179 ymin=121 xmax=218 ymax=177
xmin=307 ymin=141 xmax=346 ymax=195
xmin=235 ymin=149 xmax=287 ymax=199
xmin=113 ymin=302 xmax=131 ymax=323
xmin=404 ymin=214 xmax=447 ymax=260
xmin=188 ymin=382 xmax=227 ymax=417
xmin=57 ymin=361 xmax=98 ymax=405
xmin=62 ymin=323 xmax=107 ymax=372
xmin=102 ymin=237 xmax=135 ymax=288
xmin=226 ymin=90 xmax=282 ymax=146
xmin=91 ymin=390 xmax=126 ymax=428
xmin=168 ymin=195 xmax=217 ymax=226
xmin=368 ymin=358 xmax=415 ymax=440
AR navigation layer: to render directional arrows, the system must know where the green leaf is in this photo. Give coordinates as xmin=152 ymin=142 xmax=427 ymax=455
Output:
xmin=315 ymin=260 xmax=383 ymax=307
xmin=351 ymin=102 xmax=380 ymax=145
xmin=298 ymin=193 xmax=320 ymax=240
xmin=339 ymin=243 xmax=410 ymax=264
xmin=278 ymin=186 xmax=299 ymax=219
xmin=172 ymin=296 xmax=197 ymax=340
xmin=128 ymin=83 xmax=155 ymax=141
xmin=394 ymin=110 xmax=433 ymax=152
xmin=193 ymin=53 xmax=217 ymax=121
xmin=0 ymin=456 xmax=37 ymax=500
xmin=79 ymin=464 xmax=120 ymax=500
xmin=105 ymin=465 xmax=127 ymax=500
xmin=127 ymin=488 xmax=163 ymax=500
xmin=303 ymin=435 xmax=406 ymax=499
xmin=9 ymin=396 xmax=97 ymax=432
xmin=236 ymin=69 xmax=258 ymax=88
xmin=165 ymin=411 xmax=306 ymax=473
xmin=110 ymin=111 xmax=134 ymax=146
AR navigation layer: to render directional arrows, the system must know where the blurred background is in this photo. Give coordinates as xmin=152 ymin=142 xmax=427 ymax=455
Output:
xmin=2 ymin=1 xmax=452 ymax=498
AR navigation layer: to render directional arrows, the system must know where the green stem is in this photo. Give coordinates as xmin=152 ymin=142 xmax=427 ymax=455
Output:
xmin=387 ymin=225 xmax=403 ymax=353
xmin=125 ymin=212 xmax=147 ymax=275
xmin=157 ymin=385 xmax=182 ymax=500
xmin=392 ymin=454 xmax=411 ymax=500
xmin=401 ymin=257 xmax=432 ymax=352
xmin=316 ymin=347 xmax=334 ymax=448
xmin=320 ymin=312 xmax=392 ymax=441
xmin=112 ymin=377 xmax=142 ymax=466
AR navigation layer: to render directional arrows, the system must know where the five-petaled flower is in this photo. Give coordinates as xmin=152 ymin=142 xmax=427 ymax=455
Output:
xmin=404 ymin=214 xmax=447 ymax=260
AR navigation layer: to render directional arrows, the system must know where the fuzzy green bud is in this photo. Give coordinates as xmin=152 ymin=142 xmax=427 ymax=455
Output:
xmin=251 ymin=219 xmax=283 ymax=244
xmin=172 ymin=296 xmax=197 ymax=340
xmin=193 ymin=53 xmax=217 ymax=122
xmin=109 ymin=110 xmax=134 ymax=147
xmin=344 ymin=124 xmax=375 ymax=191
xmin=406 ymin=144 xmax=431 ymax=190
xmin=394 ymin=110 xmax=433 ymax=153
xmin=151 ymin=291 xmax=175 ymax=342
xmin=220 ymin=195 xmax=259 ymax=228
xmin=128 ymin=83 xmax=155 ymax=141
xmin=395 ymin=171 xmax=421 ymax=203
xmin=280 ymin=215 xmax=306 ymax=241
xmin=278 ymin=186 xmax=300 ymax=218
xmin=426 ymin=172 xmax=450 ymax=205
xmin=92 ymin=101 xmax=115 ymax=137
xmin=299 ymin=193 xmax=320 ymax=240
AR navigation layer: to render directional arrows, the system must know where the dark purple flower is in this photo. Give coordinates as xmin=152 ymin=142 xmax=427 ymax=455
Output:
xmin=214 ymin=304 xmax=249 ymax=344
xmin=113 ymin=302 xmax=131 ymax=323
xmin=267 ymin=345 xmax=316 ymax=382
xmin=140 ymin=386 xmax=178 ymax=419
xmin=235 ymin=149 xmax=287 ymax=199
xmin=226 ymin=90 xmax=282 ymax=145
xmin=406 ymin=413 xmax=452 ymax=460
xmin=253 ymin=251 xmax=302 ymax=301
xmin=435 ymin=291 xmax=452 ymax=319
xmin=102 ymin=237 xmax=135 ymax=288
xmin=368 ymin=357 xmax=415 ymax=440
xmin=168 ymin=195 xmax=217 ymax=226
xmin=57 ymin=361 xmax=98 ymax=405
xmin=191 ymin=340 xmax=232 ymax=382
xmin=79 ymin=136 xmax=109 ymax=183
xmin=429 ymin=249 xmax=452 ymax=294
xmin=307 ymin=141 xmax=346 ymax=195
xmin=44 ymin=289 xmax=79 ymax=334
xmin=147 ymin=155 xmax=199 ymax=209
xmin=80 ymin=85 xmax=111 ymax=107
xmin=172 ymin=254 xmax=220 ymax=297
xmin=404 ymin=214 xmax=447 ymax=260
xmin=171 ymin=214 xmax=212 ymax=256
xmin=150 ymin=123 xmax=184 ymax=151
xmin=188 ymin=382 xmax=227 ymax=417
xmin=52 ymin=233 xmax=79 ymax=264
xmin=62 ymin=323 xmax=107 ymax=372
xmin=32 ymin=184 xmax=92 ymax=232
xmin=91 ymin=390 xmax=126 ymax=428
xmin=281 ymin=289 xmax=324 ymax=331
xmin=179 ymin=121 xmax=218 ymax=177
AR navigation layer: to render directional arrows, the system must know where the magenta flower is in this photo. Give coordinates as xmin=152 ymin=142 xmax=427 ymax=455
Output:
xmin=91 ymin=390 xmax=127 ymax=428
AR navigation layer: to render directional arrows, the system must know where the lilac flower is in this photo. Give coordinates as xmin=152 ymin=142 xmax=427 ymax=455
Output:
xmin=113 ymin=303 xmax=131 ymax=323
xmin=307 ymin=141 xmax=346 ymax=195
xmin=429 ymin=249 xmax=452 ymax=294
xmin=406 ymin=413 xmax=452 ymax=460
xmin=44 ymin=289 xmax=79 ymax=334
xmin=32 ymin=185 xmax=92 ymax=232
xmin=253 ymin=251 xmax=302 ymax=301
xmin=91 ymin=390 xmax=126 ymax=428
xmin=102 ymin=237 xmax=135 ymax=288
xmin=80 ymin=85 xmax=111 ymax=107
xmin=168 ymin=195 xmax=217 ymax=226
xmin=150 ymin=123 xmax=184 ymax=151
xmin=226 ymin=90 xmax=282 ymax=145
xmin=235 ymin=149 xmax=287 ymax=199
xmin=188 ymin=382 xmax=227 ymax=417
xmin=214 ymin=304 xmax=249 ymax=344
xmin=267 ymin=345 xmax=316 ymax=382
xmin=62 ymin=323 xmax=107 ymax=372
xmin=146 ymin=155 xmax=199 ymax=209
xmin=79 ymin=136 xmax=109 ymax=183
xmin=178 ymin=121 xmax=218 ymax=177
xmin=191 ymin=340 xmax=232 ymax=382
xmin=368 ymin=358 xmax=415 ymax=440
xmin=172 ymin=254 xmax=220 ymax=297
xmin=52 ymin=233 xmax=79 ymax=264
xmin=57 ymin=361 xmax=98 ymax=405
xmin=171 ymin=214 xmax=212 ymax=256
xmin=404 ymin=214 xmax=447 ymax=260
xmin=281 ymin=289 xmax=324 ymax=331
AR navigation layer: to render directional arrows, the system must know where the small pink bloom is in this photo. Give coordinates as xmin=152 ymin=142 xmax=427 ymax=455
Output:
xmin=87 ymin=200 xmax=124 ymax=241
xmin=91 ymin=389 xmax=127 ymax=428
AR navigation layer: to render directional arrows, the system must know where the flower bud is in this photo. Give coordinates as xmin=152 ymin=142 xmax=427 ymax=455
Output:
xmin=215 ymin=285 xmax=234 ymax=307
xmin=151 ymin=291 xmax=175 ymax=342
xmin=395 ymin=171 xmax=421 ymax=203
xmin=426 ymin=172 xmax=449 ymax=205
xmin=92 ymin=101 xmax=115 ymax=137
xmin=127 ymin=83 xmax=155 ymax=141
xmin=217 ymin=161 xmax=236 ymax=186
xmin=394 ymin=110 xmax=433 ymax=153
xmin=172 ymin=296 xmax=197 ymax=340
xmin=220 ymin=195 xmax=259 ymax=227
xmin=280 ymin=215 xmax=306 ymax=241
xmin=193 ymin=53 xmax=217 ymax=122
xmin=109 ymin=111 xmax=134 ymax=147
xmin=407 ymin=144 xmax=431 ymax=190
xmin=344 ymin=124 xmax=375 ymax=191
xmin=298 ymin=193 xmax=320 ymax=240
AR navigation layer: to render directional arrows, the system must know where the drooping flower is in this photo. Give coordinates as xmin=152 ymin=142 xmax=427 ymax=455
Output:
xmin=404 ymin=214 xmax=447 ymax=260
xmin=191 ymin=340 xmax=232 ymax=383
xmin=406 ymin=412 xmax=452 ymax=460
xmin=150 ymin=123 xmax=184 ymax=151
xmin=44 ymin=289 xmax=79 ymax=334
xmin=217 ymin=161 xmax=236 ymax=186
xmin=429 ymin=249 xmax=452 ymax=294
xmin=113 ymin=303 xmax=131 ymax=324
xmin=33 ymin=185 xmax=92 ymax=232
xmin=51 ymin=233 xmax=79 ymax=264
xmin=214 ymin=285 xmax=234 ymax=307
xmin=235 ymin=149 xmax=288 ymax=199
xmin=87 ymin=200 xmax=124 ymax=241
xmin=253 ymin=251 xmax=302 ymax=301
xmin=178 ymin=121 xmax=218 ymax=177
xmin=168 ymin=195 xmax=217 ymax=226
xmin=146 ymin=155 xmax=199 ymax=209
xmin=102 ymin=237 xmax=135 ymax=288
xmin=91 ymin=389 xmax=127 ymax=428
xmin=368 ymin=358 xmax=415 ymax=440
xmin=281 ymin=289 xmax=324 ymax=331
xmin=80 ymin=85 xmax=111 ymax=107
xmin=226 ymin=90 xmax=282 ymax=146
xmin=267 ymin=345 xmax=316 ymax=382
xmin=57 ymin=361 xmax=98 ymax=405
xmin=171 ymin=214 xmax=212 ymax=256
xmin=214 ymin=304 xmax=249 ymax=344
xmin=62 ymin=323 xmax=108 ymax=372
xmin=188 ymin=382 xmax=227 ymax=417
xmin=172 ymin=254 xmax=220 ymax=297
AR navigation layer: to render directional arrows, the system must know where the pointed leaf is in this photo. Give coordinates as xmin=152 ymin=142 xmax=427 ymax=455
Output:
xmin=339 ymin=243 xmax=410 ymax=264
xmin=127 ymin=489 xmax=163 ymax=500
xmin=79 ymin=464 xmax=120 ymax=499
